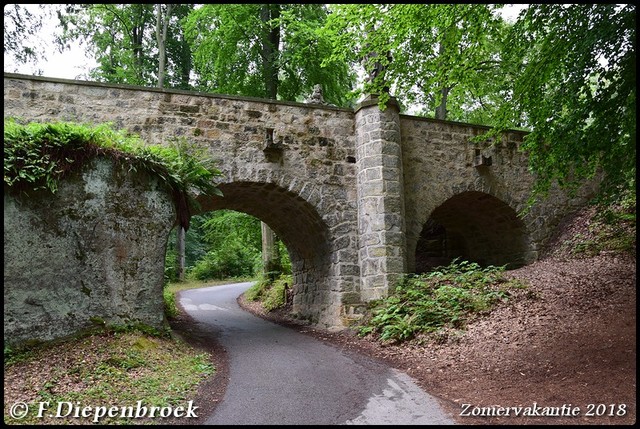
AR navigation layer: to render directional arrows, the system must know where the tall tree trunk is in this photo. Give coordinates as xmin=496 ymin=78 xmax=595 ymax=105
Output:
xmin=435 ymin=25 xmax=453 ymax=120
xmin=260 ymin=4 xmax=280 ymax=99
xmin=155 ymin=4 xmax=172 ymax=89
xmin=177 ymin=226 xmax=186 ymax=281
xmin=435 ymin=86 xmax=450 ymax=120
xmin=157 ymin=4 xmax=183 ymax=279
xmin=261 ymin=222 xmax=281 ymax=275
xmin=131 ymin=5 xmax=145 ymax=84
xmin=259 ymin=4 xmax=282 ymax=275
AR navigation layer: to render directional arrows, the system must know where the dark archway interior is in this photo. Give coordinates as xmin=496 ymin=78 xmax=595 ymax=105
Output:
xmin=415 ymin=191 xmax=530 ymax=273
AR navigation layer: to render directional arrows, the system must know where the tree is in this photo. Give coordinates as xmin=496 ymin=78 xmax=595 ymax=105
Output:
xmin=494 ymin=4 xmax=636 ymax=203
xmin=4 ymin=4 xmax=50 ymax=73
xmin=56 ymin=4 xmax=196 ymax=276
xmin=321 ymin=4 xmax=507 ymax=120
xmin=155 ymin=3 xmax=173 ymax=89
xmin=183 ymin=4 xmax=356 ymax=274
xmin=188 ymin=210 xmax=266 ymax=280
xmin=182 ymin=3 xmax=355 ymax=106
xmin=56 ymin=4 xmax=194 ymax=88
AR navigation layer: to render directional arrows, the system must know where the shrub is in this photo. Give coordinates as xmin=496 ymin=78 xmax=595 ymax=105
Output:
xmin=188 ymin=242 xmax=260 ymax=280
xmin=245 ymin=273 xmax=292 ymax=311
xmin=358 ymin=259 xmax=527 ymax=343
xmin=262 ymin=275 xmax=292 ymax=311
xmin=163 ymin=285 xmax=179 ymax=319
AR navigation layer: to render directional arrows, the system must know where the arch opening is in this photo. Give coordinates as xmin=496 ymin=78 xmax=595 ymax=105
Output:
xmin=415 ymin=191 xmax=530 ymax=273
xmin=191 ymin=181 xmax=333 ymax=322
xmin=166 ymin=210 xmax=285 ymax=282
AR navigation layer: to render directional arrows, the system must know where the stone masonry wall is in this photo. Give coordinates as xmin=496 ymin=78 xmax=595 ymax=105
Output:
xmin=3 ymin=74 xmax=360 ymax=329
xmin=4 ymin=74 xmax=598 ymax=334
xmin=355 ymin=97 xmax=407 ymax=301
xmin=400 ymin=116 xmax=597 ymax=271
xmin=4 ymin=158 xmax=175 ymax=347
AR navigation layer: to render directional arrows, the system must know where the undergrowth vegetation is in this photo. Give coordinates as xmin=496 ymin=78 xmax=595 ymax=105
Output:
xmin=358 ymin=259 xmax=528 ymax=343
xmin=3 ymin=329 xmax=214 ymax=425
xmin=245 ymin=273 xmax=293 ymax=312
xmin=563 ymin=191 xmax=636 ymax=257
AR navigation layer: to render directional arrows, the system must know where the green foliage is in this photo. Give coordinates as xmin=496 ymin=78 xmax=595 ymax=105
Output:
xmin=176 ymin=210 xmax=293 ymax=282
xmin=245 ymin=276 xmax=271 ymax=302
xmin=358 ymin=259 xmax=526 ymax=343
xmin=277 ymin=240 xmax=292 ymax=275
xmin=493 ymin=4 xmax=636 ymax=204
xmin=4 ymin=344 xmax=36 ymax=367
xmin=3 ymin=4 xmax=48 ymax=69
xmin=3 ymin=120 xmax=219 ymax=195
xmin=3 ymin=331 xmax=214 ymax=425
xmin=55 ymin=4 xmax=195 ymax=88
xmin=202 ymin=210 xmax=262 ymax=252
xmin=184 ymin=210 xmax=263 ymax=281
xmin=3 ymin=120 xmax=222 ymax=229
xmin=164 ymin=214 xmax=220 ymax=283
xmin=163 ymin=285 xmax=179 ymax=320
xmin=182 ymin=4 xmax=355 ymax=106
xmin=322 ymin=4 xmax=506 ymax=118
xmin=188 ymin=242 xmax=261 ymax=281
xmin=245 ymin=273 xmax=292 ymax=312
xmin=262 ymin=275 xmax=291 ymax=312
xmin=164 ymin=210 xmax=292 ymax=284
xmin=164 ymin=244 xmax=179 ymax=283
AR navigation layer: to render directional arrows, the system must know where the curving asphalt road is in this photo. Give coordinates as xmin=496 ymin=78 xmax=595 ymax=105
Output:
xmin=179 ymin=282 xmax=456 ymax=425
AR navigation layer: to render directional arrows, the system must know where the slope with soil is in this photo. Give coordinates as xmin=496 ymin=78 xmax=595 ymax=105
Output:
xmin=239 ymin=205 xmax=636 ymax=425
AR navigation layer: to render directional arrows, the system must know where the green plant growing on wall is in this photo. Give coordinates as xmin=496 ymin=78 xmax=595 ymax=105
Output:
xmin=3 ymin=119 xmax=223 ymax=230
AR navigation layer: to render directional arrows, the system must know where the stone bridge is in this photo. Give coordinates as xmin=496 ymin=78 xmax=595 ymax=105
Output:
xmin=3 ymin=74 xmax=595 ymax=344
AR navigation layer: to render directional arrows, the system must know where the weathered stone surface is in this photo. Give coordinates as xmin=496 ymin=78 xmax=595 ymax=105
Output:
xmin=3 ymin=158 xmax=175 ymax=347
xmin=3 ymin=74 xmax=597 ymax=338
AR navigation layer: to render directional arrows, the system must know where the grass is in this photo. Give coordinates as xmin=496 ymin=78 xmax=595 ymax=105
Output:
xmin=3 ymin=330 xmax=214 ymax=425
xmin=4 ymin=277 xmax=253 ymax=425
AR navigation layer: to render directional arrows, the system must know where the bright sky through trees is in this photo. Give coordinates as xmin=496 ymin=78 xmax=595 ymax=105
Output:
xmin=3 ymin=4 xmax=528 ymax=80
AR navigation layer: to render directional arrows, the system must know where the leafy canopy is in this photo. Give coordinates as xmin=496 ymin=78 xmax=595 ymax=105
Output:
xmin=321 ymin=4 xmax=506 ymax=118
xmin=494 ymin=4 xmax=636 ymax=203
xmin=182 ymin=4 xmax=355 ymax=106
xmin=55 ymin=4 xmax=194 ymax=88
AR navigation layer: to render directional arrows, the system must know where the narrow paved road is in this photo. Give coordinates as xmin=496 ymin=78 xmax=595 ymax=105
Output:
xmin=179 ymin=282 xmax=456 ymax=425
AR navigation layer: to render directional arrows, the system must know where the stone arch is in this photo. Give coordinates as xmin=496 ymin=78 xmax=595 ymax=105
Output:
xmin=194 ymin=181 xmax=335 ymax=324
xmin=414 ymin=191 xmax=531 ymax=273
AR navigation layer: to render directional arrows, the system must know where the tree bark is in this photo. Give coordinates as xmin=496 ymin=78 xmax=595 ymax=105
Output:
xmin=261 ymin=222 xmax=281 ymax=275
xmin=177 ymin=226 xmax=186 ymax=281
xmin=435 ymin=86 xmax=450 ymax=120
xmin=259 ymin=4 xmax=282 ymax=276
xmin=155 ymin=4 xmax=172 ymax=89
xmin=260 ymin=4 xmax=280 ymax=99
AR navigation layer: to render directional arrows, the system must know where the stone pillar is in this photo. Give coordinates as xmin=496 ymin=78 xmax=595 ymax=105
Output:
xmin=355 ymin=95 xmax=407 ymax=301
